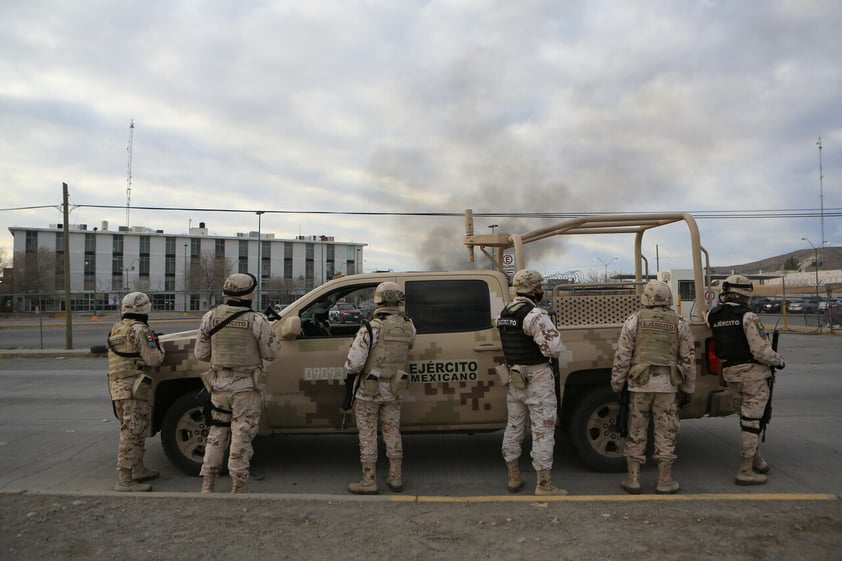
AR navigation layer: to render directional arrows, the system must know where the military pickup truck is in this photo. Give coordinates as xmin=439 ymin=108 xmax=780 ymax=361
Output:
xmin=150 ymin=211 xmax=733 ymax=475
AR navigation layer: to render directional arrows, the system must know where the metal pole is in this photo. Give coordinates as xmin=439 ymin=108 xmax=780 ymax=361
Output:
xmin=62 ymin=182 xmax=73 ymax=349
xmin=256 ymin=211 xmax=264 ymax=309
xmin=183 ymin=243 xmax=188 ymax=313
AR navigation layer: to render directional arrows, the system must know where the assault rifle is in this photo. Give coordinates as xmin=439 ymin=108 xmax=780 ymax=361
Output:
xmin=759 ymin=329 xmax=780 ymax=442
xmin=340 ymin=320 xmax=372 ymax=429
xmin=616 ymin=382 xmax=631 ymax=439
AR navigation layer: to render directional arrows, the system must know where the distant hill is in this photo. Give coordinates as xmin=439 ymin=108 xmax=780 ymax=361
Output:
xmin=712 ymin=247 xmax=842 ymax=275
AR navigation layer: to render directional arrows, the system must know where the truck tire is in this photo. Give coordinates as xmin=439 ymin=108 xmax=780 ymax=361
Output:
xmin=569 ymin=386 xmax=626 ymax=473
xmin=161 ymin=391 xmax=213 ymax=476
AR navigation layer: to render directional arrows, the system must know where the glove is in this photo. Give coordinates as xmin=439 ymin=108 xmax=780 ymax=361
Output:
xmin=777 ymin=361 xmax=785 ymax=370
xmin=678 ymin=392 xmax=693 ymax=409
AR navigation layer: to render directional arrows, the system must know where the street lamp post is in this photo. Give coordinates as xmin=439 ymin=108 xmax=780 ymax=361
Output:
xmin=183 ymin=243 xmax=189 ymax=313
xmin=488 ymin=224 xmax=499 ymax=269
xmin=594 ymin=256 xmax=618 ymax=282
xmin=256 ymin=211 xmax=264 ymax=310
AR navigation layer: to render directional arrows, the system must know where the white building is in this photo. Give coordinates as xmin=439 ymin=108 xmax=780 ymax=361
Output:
xmin=6 ymin=220 xmax=366 ymax=313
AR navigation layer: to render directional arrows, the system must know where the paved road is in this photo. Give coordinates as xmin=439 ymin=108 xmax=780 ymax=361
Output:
xmin=0 ymin=331 xmax=840 ymax=497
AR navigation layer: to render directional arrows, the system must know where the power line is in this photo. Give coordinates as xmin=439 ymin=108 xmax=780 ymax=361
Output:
xmin=59 ymin=204 xmax=842 ymax=220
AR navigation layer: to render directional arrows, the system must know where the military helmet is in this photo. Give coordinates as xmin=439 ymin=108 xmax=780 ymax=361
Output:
xmin=512 ymin=269 xmax=544 ymax=294
xmin=722 ymin=274 xmax=753 ymax=298
xmin=223 ymin=273 xmax=257 ymax=301
xmin=640 ymin=281 xmax=673 ymax=307
xmin=122 ymin=291 xmax=151 ymax=315
xmin=374 ymin=281 xmax=404 ymax=306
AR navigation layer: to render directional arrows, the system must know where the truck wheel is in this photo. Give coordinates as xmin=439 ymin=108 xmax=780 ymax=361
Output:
xmin=569 ymin=386 xmax=626 ymax=473
xmin=161 ymin=391 xmax=211 ymax=476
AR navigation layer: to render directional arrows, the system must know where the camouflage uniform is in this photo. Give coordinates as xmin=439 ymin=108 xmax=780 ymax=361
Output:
xmin=345 ymin=300 xmax=416 ymax=494
xmin=497 ymin=291 xmax=565 ymax=495
xmin=708 ymin=296 xmax=784 ymax=485
xmin=195 ymin=280 xmax=280 ymax=493
xmin=611 ymin=305 xmax=695 ymax=493
xmin=107 ymin=293 xmax=165 ymax=492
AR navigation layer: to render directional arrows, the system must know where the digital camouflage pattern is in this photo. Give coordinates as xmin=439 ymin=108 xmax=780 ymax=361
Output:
xmin=108 ymin=317 xmax=165 ymax=471
xmin=195 ymin=306 xmax=280 ymax=484
xmin=498 ymin=295 xmax=564 ymax=472
xmin=611 ymin=304 xmax=695 ymax=468
xmin=610 ymin=311 xmax=696 ymax=395
xmin=706 ymin=303 xmax=784 ymax=462
xmin=345 ymin=310 xmax=416 ymax=465
xmin=148 ymin=267 xmax=734 ymax=475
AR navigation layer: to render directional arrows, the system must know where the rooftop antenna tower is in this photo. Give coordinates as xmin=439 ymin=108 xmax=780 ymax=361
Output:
xmin=126 ymin=119 xmax=135 ymax=227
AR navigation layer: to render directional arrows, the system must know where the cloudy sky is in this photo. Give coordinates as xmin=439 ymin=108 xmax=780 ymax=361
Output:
xmin=1 ymin=0 xmax=840 ymax=278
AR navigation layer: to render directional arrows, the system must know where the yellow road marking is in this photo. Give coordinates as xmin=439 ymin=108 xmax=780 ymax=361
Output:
xmin=390 ymin=493 xmax=837 ymax=503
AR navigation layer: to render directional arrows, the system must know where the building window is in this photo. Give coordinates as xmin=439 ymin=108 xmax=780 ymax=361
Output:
xmin=216 ymin=239 xmax=225 ymax=258
xmin=305 ymin=243 xmax=314 ymax=281
xmin=326 ymin=245 xmax=335 ymax=278
xmin=26 ymin=231 xmax=38 ymax=253
xmin=261 ymin=240 xmax=271 ymax=281
xmin=239 ymin=240 xmax=249 ymax=273
xmin=284 ymin=243 xmax=292 ymax=279
xmin=139 ymin=236 xmax=150 ymax=278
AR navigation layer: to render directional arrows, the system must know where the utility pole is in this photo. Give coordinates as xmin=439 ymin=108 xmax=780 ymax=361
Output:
xmin=62 ymin=182 xmax=73 ymax=349
xmin=126 ymin=119 xmax=134 ymax=227
xmin=817 ymin=137 xmax=826 ymax=269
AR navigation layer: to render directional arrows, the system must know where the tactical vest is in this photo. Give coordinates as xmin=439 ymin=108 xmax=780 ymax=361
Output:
xmin=497 ymin=301 xmax=546 ymax=366
xmin=363 ymin=313 xmax=413 ymax=380
xmin=108 ymin=320 xmax=143 ymax=379
xmin=708 ymin=304 xmax=756 ymax=367
xmin=633 ymin=308 xmax=679 ymax=367
xmin=209 ymin=304 xmax=262 ymax=369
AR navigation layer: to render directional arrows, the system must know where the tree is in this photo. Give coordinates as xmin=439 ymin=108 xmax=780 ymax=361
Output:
xmin=198 ymin=251 xmax=235 ymax=306
xmin=783 ymin=257 xmax=799 ymax=271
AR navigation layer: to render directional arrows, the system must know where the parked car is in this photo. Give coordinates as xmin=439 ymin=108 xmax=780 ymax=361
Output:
xmin=761 ymin=299 xmax=782 ymax=313
xmin=801 ymin=297 xmax=821 ymax=314
xmin=787 ymin=299 xmax=805 ymax=313
xmin=328 ymin=302 xmax=362 ymax=324
xmin=750 ymin=296 xmax=770 ymax=313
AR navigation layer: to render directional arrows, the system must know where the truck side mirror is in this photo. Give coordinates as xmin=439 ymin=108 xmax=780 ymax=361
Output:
xmin=280 ymin=316 xmax=302 ymax=340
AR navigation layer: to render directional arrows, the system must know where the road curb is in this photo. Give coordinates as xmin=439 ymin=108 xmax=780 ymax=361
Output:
xmin=1 ymin=489 xmax=837 ymax=502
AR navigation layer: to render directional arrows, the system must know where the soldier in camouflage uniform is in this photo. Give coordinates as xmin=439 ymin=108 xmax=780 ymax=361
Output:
xmin=706 ymin=275 xmax=784 ymax=486
xmin=611 ymin=281 xmax=695 ymax=494
xmin=496 ymin=269 xmax=566 ymax=496
xmin=107 ymin=292 xmax=165 ymax=492
xmin=195 ymin=273 xmax=280 ymax=493
xmin=344 ymin=281 xmax=416 ymax=494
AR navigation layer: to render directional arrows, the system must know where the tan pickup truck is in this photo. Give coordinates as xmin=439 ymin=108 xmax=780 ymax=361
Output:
xmin=149 ymin=212 xmax=733 ymax=474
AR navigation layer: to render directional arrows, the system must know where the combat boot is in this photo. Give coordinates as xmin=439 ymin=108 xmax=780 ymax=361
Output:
xmin=752 ymin=451 xmax=770 ymax=474
xmin=132 ymin=463 xmax=160 ymax=482
xmin=201 ymin=474 xmax=216 ymax=494
xmin=231 ymin=475 xmax=248 ymax=494
xmin=735 ymin=457 xmax=767 ymax=486
xmin=348 ymin=462 xmax=379 ymax=495
xmin=114 ymin=468 xmax=151 ymax=492
xmin=387 ymin=460 xmax=403 ymax=492
xmin=506 ymin=462 xmax=524 ymax=493
xmin=534 ymin=470 xmax=567 ymax=496
xmin=655 ymin=464 xmax=680 ymax=494
xmin=621 ymin=461 xmax=642 ymax=495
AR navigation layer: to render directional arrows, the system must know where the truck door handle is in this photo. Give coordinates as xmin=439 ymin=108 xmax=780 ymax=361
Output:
xmin=472 ymin=344 xmax=502 ymax=352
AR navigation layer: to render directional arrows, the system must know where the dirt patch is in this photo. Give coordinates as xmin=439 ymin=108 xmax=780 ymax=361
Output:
xmin=1 ymin=493 xmax=840 ymax=561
